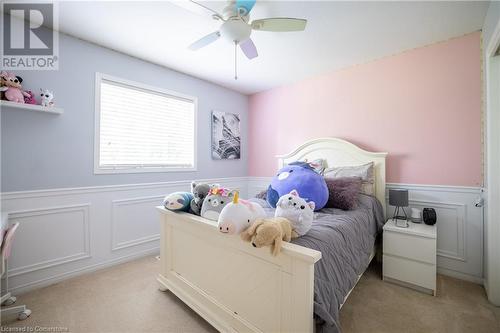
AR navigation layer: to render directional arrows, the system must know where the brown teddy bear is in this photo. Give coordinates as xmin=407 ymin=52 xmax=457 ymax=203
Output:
xmin=241 ymin=217 xmax=297 ymax=256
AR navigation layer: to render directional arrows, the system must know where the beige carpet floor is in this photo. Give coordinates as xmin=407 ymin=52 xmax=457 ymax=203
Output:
xmin=1 ymin=255 xmax=499 ymax=333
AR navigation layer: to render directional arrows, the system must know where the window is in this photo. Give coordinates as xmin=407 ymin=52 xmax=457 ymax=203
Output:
xmin=94 ymin=73 xmax=197 ymax=174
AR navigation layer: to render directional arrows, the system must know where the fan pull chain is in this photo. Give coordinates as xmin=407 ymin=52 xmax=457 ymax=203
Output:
xmin=234 ymin=40 xmax=238 ymax=80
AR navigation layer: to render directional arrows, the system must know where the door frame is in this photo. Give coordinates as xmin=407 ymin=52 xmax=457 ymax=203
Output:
xmin=485 ymin=19 xmax=500 ymax=305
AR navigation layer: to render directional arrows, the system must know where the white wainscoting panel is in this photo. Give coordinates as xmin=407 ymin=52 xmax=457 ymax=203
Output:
xmin=0 ymin=177 xmax=483 ymax=293
xmin=111 ymin=196 xmax=164 ymax=251
xmin=247 ymin=177 xmax=484 ymax=284
xmin=386 ymin=183 xmax=484 ymax=284
xmin=248 ymin=177 xmax=272 ymax=198
xmin=8 ymin=204 xmax=91 ymax=277
xmin=1 ymin=177 xmax=248 ymax=294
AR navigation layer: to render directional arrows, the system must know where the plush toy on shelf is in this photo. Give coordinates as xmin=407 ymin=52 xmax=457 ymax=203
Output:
xmin=163 ymin=192 xmax=194 ymax=212
xmin=275 ymin=190 xmax=315 ymax=237
xmin=40 ymin=89 xmax=55 ymax=107
xmin=0 ymin=71 xmax=30 ymax=103
xmin=200 ymin=187 xmax=233 ymax=221
xmin=23 ymin=91 xmax=37 ymax=105
xmin=0 ymin=71 xmax=7 ymax=100
xmin=241 ymin=217 xmax=295 ymax=256
xmin=217 ymin=192 xmax=266 ymax=234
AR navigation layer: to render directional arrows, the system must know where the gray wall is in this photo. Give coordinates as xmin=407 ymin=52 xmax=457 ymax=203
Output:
xmin=483 ymin=1 xmax=500 ymax=51
xmin=1 ymin=33 xmax=248 ymax=192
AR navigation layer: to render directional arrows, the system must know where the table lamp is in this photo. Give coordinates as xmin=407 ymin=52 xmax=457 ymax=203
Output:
xmin=389 ymin=189 xmax=409 ymax=227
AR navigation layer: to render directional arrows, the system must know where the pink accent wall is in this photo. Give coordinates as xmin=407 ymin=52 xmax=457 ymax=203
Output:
xmin=248 ymin=32 xmax=482 ymax=186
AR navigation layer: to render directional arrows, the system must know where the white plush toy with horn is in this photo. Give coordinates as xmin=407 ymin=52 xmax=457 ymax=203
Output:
xmin=217 ymin=191 xmax=266 ymax=235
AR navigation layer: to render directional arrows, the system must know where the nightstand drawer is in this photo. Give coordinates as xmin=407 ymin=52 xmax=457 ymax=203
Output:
xmin=383 ymin=254 xmax=436 ymax=291
xmin=383 ymin=231 xmax=436 ymax=264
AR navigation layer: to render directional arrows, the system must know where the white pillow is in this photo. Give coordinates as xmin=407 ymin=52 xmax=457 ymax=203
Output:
xmin=324 ymin=162 xmax=375 ymax=195
xmin=288 ymin=158 xmax=327 ymax=175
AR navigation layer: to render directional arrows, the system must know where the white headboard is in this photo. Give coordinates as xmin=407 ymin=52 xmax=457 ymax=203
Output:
xmin=277 ymin=138 xmax=388 ymax=215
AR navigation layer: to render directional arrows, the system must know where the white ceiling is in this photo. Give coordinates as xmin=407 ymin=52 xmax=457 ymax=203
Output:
xmin=56 ymin=1 xmax=490 ymax=94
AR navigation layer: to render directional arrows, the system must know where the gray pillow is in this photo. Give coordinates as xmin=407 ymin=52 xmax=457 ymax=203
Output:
xmin=325 ymin=177 xmax=362 ymax=210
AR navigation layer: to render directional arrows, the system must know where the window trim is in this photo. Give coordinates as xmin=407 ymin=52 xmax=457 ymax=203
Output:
xmin=94 ymin=72 xmax=198 ymax=174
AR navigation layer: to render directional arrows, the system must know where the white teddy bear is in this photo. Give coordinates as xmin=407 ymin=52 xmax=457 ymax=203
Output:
xmin=274 ymin=190 xmax=315 ymax=237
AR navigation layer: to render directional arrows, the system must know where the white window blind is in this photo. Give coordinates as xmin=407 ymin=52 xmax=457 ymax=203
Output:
xmin=95 ymin=74 xmax=196 ymax=173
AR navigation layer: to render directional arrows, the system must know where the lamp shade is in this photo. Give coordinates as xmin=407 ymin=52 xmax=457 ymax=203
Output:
xmin=389 ymin=189 xmax=409 ymax=207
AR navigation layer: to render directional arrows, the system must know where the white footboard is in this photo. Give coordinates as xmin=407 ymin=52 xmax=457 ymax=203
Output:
xmin=157 ymin=207 xmax=322 ymax=333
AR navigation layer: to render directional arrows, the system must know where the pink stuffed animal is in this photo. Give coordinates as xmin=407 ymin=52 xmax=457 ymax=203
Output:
xmin=23 ymin=91 xmax=37 ymax=104
xmin=0 ymin=71 xmax=29 ymax=103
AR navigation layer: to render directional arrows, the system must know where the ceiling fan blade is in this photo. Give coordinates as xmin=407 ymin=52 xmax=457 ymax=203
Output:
xmin=240 ymin=38 xmax=258 ymax=59
xmin=236 ymin=0 xmax=256 ymax=15
xmin=251 ymin=18 xmax=307 ymax=32
xmin=188 ymin=31 xmax=221 ymax=50
xmin=174 ymin=0 xmax=224 ymax=20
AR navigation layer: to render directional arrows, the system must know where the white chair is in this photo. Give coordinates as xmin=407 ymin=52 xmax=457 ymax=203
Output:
xmin=1 ymin=222 xmax=31 ymax=320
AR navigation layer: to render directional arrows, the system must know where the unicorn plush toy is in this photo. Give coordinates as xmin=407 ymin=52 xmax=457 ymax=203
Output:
xmin=217 ymin=192 xmax=266 ymax=235
xmin=40 ymin=88 xmax=54 ymax=107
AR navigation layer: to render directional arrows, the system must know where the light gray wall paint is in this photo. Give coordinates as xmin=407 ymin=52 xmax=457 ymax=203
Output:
xmin=1 ymin=33 xmax=248 ymax=192
xmin=483 ymin=1 xmax=500 ymax=52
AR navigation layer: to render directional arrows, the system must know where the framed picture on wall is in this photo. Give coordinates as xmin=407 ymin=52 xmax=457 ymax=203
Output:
xmin=211 ymin=111 xmax=241 ymax=160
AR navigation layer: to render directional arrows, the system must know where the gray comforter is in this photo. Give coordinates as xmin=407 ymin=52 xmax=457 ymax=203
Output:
xmin=255 ymin=194 xmax=384 ymax=333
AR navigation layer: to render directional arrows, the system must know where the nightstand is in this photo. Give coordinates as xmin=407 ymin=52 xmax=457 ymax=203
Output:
xmin=383 ymin=219 xmax=437 ymax=295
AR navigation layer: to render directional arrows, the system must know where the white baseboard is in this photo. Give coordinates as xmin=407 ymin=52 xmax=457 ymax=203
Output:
xmin=438 ymin=267 xmax=484 ymax=285
xmin=13 ymin=247 xmax=159 ymax=295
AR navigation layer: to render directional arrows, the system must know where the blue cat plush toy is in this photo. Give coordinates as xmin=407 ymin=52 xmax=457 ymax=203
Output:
xmin=266 ymin=162 xmax=328 ymax=211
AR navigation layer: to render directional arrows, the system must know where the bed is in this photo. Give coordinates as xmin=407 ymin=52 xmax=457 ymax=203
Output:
xmin=157 ymin=138 xmax=387 ymax=333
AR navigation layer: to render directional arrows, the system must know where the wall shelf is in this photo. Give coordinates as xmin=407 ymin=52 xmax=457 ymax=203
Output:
xmin=0 ymin=100 xmax=63 ymax=114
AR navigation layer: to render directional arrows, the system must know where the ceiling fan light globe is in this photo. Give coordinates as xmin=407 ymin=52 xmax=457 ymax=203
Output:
xmin=220 ymin=19 xmax=251 ymax=43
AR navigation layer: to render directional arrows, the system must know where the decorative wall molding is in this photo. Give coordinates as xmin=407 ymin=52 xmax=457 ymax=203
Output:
xmin=0 ymin=177 xmax=484 ymax=293
xmin=409 ymin=200 xmax=466 ymax=262
xmin=113 ymin=234 xmax=160 ymax=252
xmin=386 ymin=182 xmax=482 ymax=194
xmin=386 ymin=182 xmax=483 ymax=284
xmin=248 ymin=177 xmax=484 ymax=283
xmin=0 ymin=177 xmax=248 ymax=294
xmin=0 ymin=177 xmax=249 ymax=201
xmin=7 ymin=204 xmax=91 ymax=277
xmin=111 ymin=195 xmax=164 ymax=251
xmin=247 ymin=177 xmax=272 ymax=198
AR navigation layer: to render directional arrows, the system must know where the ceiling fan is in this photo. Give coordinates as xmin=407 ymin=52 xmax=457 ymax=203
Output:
xmin=186 ymin=0 xmax=307 ymax=79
